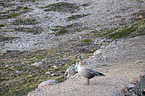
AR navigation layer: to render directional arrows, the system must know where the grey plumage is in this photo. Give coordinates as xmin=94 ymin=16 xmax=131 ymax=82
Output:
xmin=76 ymin=55 xmax=105 ymax=85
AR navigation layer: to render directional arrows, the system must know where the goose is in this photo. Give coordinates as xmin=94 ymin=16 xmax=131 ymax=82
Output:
xmin=75 ymin=55 xmax=105 ymax=85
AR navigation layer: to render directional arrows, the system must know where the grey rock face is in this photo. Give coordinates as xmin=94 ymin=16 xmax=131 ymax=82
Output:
xmin=119 ymin=75 xmax=145 ymax=96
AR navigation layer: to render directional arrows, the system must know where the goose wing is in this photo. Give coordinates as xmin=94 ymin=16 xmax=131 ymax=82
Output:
xmin=85 ymin=67 xmax=105 ymax=76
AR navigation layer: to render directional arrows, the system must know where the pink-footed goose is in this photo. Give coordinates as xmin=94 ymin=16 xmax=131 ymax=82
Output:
xmin=76 ymin=55 xmax=105 ymax=85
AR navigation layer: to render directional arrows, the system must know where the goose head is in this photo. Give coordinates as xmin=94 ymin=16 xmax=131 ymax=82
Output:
xmin=75 ymin=55 xmax=82 ymax=65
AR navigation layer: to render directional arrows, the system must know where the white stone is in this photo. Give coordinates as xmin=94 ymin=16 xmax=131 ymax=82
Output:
xmin=31 ymin=62 xmax=42 ymax=66
xmin=94 ymin=49 xmax=103 ymax=55
xmin=5 ymin=65 xmax=9 ymax=67
xmin=100 ymin=46 xmax=105 ymax=49
xmin=52 ymin=66 xmax=58 ymax=69
xmin=125 ymin=84 xmax=136 ymax=88
xmin=16 ymin=71 xmax=21 ymax=73
xmin=46 ymin=71 xmax=50 ymax=74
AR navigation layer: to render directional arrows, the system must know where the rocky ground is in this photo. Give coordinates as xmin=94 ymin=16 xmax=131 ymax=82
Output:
xmin=0 ymin=0 xmax=145 ymax=96
xmin=28 ymin=35 xmax=145 ymax=96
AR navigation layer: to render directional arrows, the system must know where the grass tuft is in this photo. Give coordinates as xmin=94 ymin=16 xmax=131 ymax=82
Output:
xmin=81 ymin=39 xmax=92 ymax=42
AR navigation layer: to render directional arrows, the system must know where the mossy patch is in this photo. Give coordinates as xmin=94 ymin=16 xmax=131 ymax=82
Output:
xmin=41 ymin=2 xmax=80 ymax=13
xmin=80 ymin=3 xmax=90 ymax=6
xmin=0 ymin=36 xmax=19 ymax=42
xmin=99 ymin=27 xmax=119 ymax=37
xmin=21 ymin=6 xmax=29 ymax=10
xmin=55 ymin=76 xmax=65 ymax=83
xmin=99 ymin=19 xmax=145 ymax=40
xmin=7 ymin=6 xmax=24 ymax=12
xmin=12 ymin=18 xmax=39 ymax=25
xmin=67 ymin=14 xmax=89 ymax=21
xmin=134 ymin=18 xmax=142 ymax=21
xmin=7 ymin=13 xmax=19 ymax=18
xmin=0 ymin=0 xmax=16 ymax=7
xmin=35 ymin=54 xmax=45 ymax=59
xmin=19 ymin=0 xmax=36 ymax=2
xmin=81 ymin=39 xmax=92 ymax=42
xmin=55 ymin=28 xmax=67 ymax=36
xmin=0 ymin=6 xmax=31 ymax=19
xmin=87 ymin=48 xmax=98 ymax=53
xmin=14 ymin=26 xmax=43 ymax=34
xmin=52 ymin=23 xmax=88 ymax=36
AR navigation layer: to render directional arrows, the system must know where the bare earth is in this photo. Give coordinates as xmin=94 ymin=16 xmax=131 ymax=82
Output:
xmin=28 ymin=35 xmax=145 ymax=96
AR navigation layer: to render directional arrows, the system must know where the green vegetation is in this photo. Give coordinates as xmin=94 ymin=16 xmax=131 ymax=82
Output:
xmin=87 ymin=48 xmax=98 ymax=53
xmin=21 ymin=6 xmax=29 ymax=10
xmin=134 ymin=18 xmax=142 ymax=21
xmin=14 ymin=26 xmax=43 ymax=34
xmin=80 ymin=3 xmax=89 ymax=6
xmin=67 ymin=14 xmax=89 ymax=21
xmin=99 ymin=19 xmax=145 ymax=40
xmin=55 ymin=76 xmax=65 ymax=83
xmin=0 ymin=36 xmax=19 ymax=42
xmin=12 ymin=18 xmax=39 ymax=25
xmin=0 ymin=6 xmax=31 ymax=19
xmin=19 ymin=0 xmax=37 ymax=2
xmin=55 ymin=28 xmax=67 ymax=36
xmin=81 ymin=39 xmax=92 ymax=42
xmin=7 ymin=13 xmax=19 ymax=18
xmin=99 ymin=27 xmax=119 ymax=36
xmin=52 ymin=23 xmax=87 ymax=36
xmin=41 ymin=2 xmax=79 ymax=13
xmin=0 ymin=24 xmax=4 ymax=27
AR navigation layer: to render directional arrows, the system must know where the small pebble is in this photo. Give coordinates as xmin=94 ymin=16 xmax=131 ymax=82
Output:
xmin=5 ymin=65 xmax=9 ymax=67
xmin=139 ymin=15 xmax=143 ymax=19
xmin=46 ymin=71 xmax=50 ymax=74
xmin=52 ymin=66 xmax=58 ymax=69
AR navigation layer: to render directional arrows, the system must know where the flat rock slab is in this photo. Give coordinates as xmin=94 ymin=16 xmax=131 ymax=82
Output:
xmin=28 ymin=36 xmax=145 ymax=96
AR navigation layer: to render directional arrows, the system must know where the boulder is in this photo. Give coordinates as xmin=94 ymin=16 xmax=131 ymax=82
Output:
xmin=64 ymin=64 xmax=77 ymax=79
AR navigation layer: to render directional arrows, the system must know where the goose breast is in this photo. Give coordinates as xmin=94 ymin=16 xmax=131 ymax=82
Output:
xmin=78 ymin=66 xmax=95 ymax=79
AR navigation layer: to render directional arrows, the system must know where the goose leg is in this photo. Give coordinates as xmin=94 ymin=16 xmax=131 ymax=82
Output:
xmin=84 ymin=78 xmax=90 ymax=85
xmin=87 ymin=78 xmax=90 ymax=85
